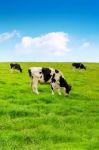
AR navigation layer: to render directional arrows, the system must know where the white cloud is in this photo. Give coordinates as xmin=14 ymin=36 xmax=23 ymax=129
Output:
xmin=82 ymin=41 xmax=91 ymax=48
xmin=15 ymin=32 xmax=70 ymax=56
xmin=0 ymin=30 xmax=20 ymax=43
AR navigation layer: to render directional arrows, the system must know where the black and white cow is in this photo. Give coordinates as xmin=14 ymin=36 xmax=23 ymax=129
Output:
xmin=10 ymin=63 xmax=22 ymax=73
xmin=28 ymin=67 xmax=72 ymax=96
xmin=72 ymin=63 xmax=86 ymax=71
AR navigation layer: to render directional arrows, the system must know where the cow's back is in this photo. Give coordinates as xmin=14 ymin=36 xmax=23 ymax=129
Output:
xmin=28 ymin=67 xmax=62 ymax=83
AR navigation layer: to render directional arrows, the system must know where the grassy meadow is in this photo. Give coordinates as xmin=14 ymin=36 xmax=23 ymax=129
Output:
xmin=0 ymin=62 xmax=99 ymax=150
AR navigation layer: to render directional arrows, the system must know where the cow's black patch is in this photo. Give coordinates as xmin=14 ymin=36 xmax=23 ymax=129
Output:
xmin=59 ymin=76 xmax=67 ymax=87
xmin=80 ymin=64 xmax=86 ymax=70
xmin=51 ymin=73 xmax=56 ymax=82
xmin=42 ymin=68 xmax=52 ymax=82
xmin=55 ymin=69 xmax=59 ymax=73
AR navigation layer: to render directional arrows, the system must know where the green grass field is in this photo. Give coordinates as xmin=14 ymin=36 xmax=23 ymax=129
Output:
xmin=0 ymin=62 xmax=99 ymax=150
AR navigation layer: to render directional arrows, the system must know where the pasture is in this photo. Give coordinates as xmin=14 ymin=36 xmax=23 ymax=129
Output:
xmin=0 ymin=62 xmax=99 ymax=150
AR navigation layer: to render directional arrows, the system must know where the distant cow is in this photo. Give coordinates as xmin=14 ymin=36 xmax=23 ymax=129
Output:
xmin=72 ymin=63 xmax=86 ymax=71
xmin=28 ymin=67 xmax=72 ymax=96
xmin=10 ymin=63 xmax=22 ymax=73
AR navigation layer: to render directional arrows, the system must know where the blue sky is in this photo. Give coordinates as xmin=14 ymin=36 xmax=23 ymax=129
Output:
xmin=0 ymin=0 xmax=99 ymax=62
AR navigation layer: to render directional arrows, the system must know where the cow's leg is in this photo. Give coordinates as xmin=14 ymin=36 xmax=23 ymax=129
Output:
xmin=51 ymin=85 xmax=54 ymax=95
xmin=51 ymin=82 xmax=62 ymax=95
xmin=32 ymin=79 xmax=39 ymax=95
xmin=58 ymin=88 xmax=61 ymax=95
xmin=35 ymin=81 xmax=39 ymax=95
xmin=73 ymin=67 xmax=75 ymax=72
xmin=11 ymin=68 xmax=14 ymax=73
xmin=18 ymin=69 xmax=20 ymax=73
xmin=32 ymin=84 xmax=39 ymax=95
xmin=35 ymin=87 xmax=39 ymax=95
xmin=50 ymin=83 xmax=55 ymax=95
xmin=55 ymin=83 xmax=61 ymax=95
xmin=80 ymin=69 xmax=83 ymax=72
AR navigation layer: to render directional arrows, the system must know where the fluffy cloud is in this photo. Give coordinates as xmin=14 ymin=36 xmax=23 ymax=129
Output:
xmin=0 ymin=30 xmax=20 ymax=42
xmin=15 ymin=32 xmax=70 ymax=56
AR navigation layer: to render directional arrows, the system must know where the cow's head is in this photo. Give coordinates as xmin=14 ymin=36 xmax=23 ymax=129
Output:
xmin=65 ymin=84 xmax=72 ymax=96
xmin=59 ymin=76 xmax=72 ymax=96
xmin=20 ymin=68 xmax=22 ymax=73
xmin=84 ymin=66 xmax=86 ymax=70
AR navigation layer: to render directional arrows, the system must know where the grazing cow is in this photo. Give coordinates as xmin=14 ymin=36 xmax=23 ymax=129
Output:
xmin=28 ymin=67 xmax=72 ymax=96
xmin=72 ymin=63 xmax=86 ymax=71
xmin=10 ymin=63 xmax=22 ymax=73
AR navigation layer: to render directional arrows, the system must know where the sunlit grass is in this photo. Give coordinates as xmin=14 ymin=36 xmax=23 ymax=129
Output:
xmin=0 ymin=62 xmax=99 ymax=150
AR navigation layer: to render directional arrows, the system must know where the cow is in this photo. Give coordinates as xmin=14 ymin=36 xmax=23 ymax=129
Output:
xmin=72 ymin=63 xmax=86 ymax=71
xmin=28 ymin=67 xmax=72 ymax=96
xmin=10 ymin=63 xmax=22 ymax=73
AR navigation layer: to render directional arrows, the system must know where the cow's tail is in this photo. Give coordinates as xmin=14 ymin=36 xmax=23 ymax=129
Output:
xmin=28 ymin=69 xmax=32 ymax=78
